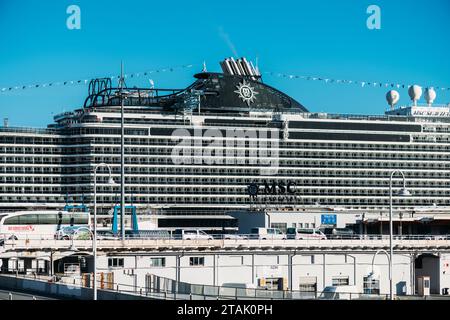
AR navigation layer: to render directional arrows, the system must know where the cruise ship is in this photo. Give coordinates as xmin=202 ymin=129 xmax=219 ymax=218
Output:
xmin=1 ymin=58 xmax=449 ymax=231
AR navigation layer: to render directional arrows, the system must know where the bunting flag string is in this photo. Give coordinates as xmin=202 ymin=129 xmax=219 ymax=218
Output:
xmin=2 ymin=65 xmax=448 ymax=94
xmin=264 ymin=71 xmax=450 ymax=92
xmin=0 ymin=64 xmax=195 ymax=94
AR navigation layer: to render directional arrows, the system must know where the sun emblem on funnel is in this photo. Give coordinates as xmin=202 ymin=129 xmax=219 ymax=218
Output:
xmin=234 ymin=80 xmax=258 ymax=106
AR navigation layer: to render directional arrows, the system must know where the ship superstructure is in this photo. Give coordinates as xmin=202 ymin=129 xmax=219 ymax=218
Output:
xmin=1 ymin=58 xmax=449 ymax=230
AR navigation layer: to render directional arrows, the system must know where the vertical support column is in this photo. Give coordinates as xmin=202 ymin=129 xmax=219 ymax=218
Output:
xmin=411 ymin=254 xmax=415 ymax=295
xmin=216 ymin=255 xmax=219 ymax=287
xmin=175 ymin=254 xmax=181 ymax=300
xmin=438 ymin=253 xmax=442 ymax=295
xmin=251 ymin=254 xmax=255 ymax=286
xmin=176 ymin=254 xmax=181 ymax=283
xmin=50 ymin=251 xmax=54 ymax=277
xmin=288 ymin=253 xmax=294 ymax=291
xmin=322 ymin=253 xmax=326 ymax=291
xmin=134 ymin=256 xmax=138 ymax=293
xmin=352 ymin=255 xmax=356 ymax=286
xmin=212 ymin=254 xmax=216 ymax=286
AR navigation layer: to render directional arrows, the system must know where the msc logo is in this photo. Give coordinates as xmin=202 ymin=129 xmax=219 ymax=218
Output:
xmin=247 ymin=181 xmax=297 ymax=198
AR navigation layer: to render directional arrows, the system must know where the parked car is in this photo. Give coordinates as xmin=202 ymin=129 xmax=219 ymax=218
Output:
xmin=286 ymin=228 xmax=327 ymax=240
xmin=97 ymin=230 xmax=116 ymax=240
xmin=321 ymin=227 xmax=355 ymax=239
xmin=96 ymin=229 xmax=171 ymax=239
xmin=331 ymin=228 xmax=355 ymax=239
xmin=319 ymin=286 xmax=360 ymax=300
xmin=174 ymin=229 xmax=214 ymax=240
xmin=124 ymin=230 xmax=171 ymax=239
xmin=250 ymin=228 xmax=286 ymax=240
xmin=54 ymin=226 xmax=92 ymax=240
xmin=424 ymin=235 xmax=447 ymax=241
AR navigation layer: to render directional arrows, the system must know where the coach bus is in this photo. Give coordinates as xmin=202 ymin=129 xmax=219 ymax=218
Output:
xmin=0 ymin=210 xmax=90 ymax=240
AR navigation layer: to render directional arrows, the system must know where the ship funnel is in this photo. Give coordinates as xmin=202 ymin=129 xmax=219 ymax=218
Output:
xmin=229 ymin=57 xmax=241 ymax=75
xmin=234 ymin=58 xmax=246 ymax=75
xmin=239 ymin=58 xmax=253 ymax=76
xmin=220 ymin=57 xmax=261 ymax=81
xmin=220 ymin=59 xmax=233 ymax=75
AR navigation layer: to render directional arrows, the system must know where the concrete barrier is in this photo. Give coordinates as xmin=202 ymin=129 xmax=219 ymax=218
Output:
xmin=0 ymin=275 xmax=151 ymax=300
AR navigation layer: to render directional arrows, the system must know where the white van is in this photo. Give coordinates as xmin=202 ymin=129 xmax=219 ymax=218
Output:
xmin=174 ymin=229 xmax=214 ymax=240
xmin=286 ymin=228 xmax=327 ymax=240
xmin=319 ymin=286 xmax=360 ymax=300
xmin=251 ymin=228 xmax=286 ymax=240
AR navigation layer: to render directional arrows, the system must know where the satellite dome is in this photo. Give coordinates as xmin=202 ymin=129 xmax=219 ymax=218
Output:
xmin=408 ymin=85 xmax=422 ymax=105
xmin=424 ymin=87 xmax=437 ymax=105
xmin=386 ymin=90 xmax=400 ymax=108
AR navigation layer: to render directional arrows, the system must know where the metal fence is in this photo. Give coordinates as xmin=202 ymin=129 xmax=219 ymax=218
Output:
xmin=3 ymin=272 xmax=450 ymax=300
xmin=2 ymin=232 xmax=450 ymax=243
xmin=144 ymin=274 xmax=389 ymax=300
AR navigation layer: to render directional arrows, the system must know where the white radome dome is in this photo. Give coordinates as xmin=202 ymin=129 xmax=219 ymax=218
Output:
xmin=424 ymin=87 xmax=437 ymax=104
xmin=408 ymin=85 xmax=422 ymax=102
xmin=386 ymin=90 xmax=400 ymax=106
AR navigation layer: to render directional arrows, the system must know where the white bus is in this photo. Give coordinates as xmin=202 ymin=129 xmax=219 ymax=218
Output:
xmin=0 ymin=210 xmax=90 ymax=240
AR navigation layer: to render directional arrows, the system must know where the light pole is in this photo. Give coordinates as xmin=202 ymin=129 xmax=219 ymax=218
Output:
xmin=94 ymin=163 xmax=115 ymax=300
xmin=119 ymin=62 xmax=126 ymax=241
xmin=388 ymin=170 xmax=411 ymax=300
xmin=67 ymin=228 xmax=94 ymax=293
xmin=370 ymin=249 xmax=390 ymax=296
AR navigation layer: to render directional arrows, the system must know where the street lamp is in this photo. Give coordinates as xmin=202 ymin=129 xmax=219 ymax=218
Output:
xmin=388 ymin=170 xmax=411 ymax=300
xmin=119 ymin=62 xmax=126 ymax=242
xmin=93 ymin=163 xmax=115 ymax=300
xmin=369 ymin=249 xmax=390 ymax=296
xmin=66 ymin=227 xmax=93 ymax=288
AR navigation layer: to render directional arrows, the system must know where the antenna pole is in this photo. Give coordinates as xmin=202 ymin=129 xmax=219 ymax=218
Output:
xmin=120 ymin=61 xmax=126 ymax=241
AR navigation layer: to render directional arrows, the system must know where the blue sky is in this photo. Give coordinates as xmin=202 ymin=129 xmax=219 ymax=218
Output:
xmin=0 ymin=0 xmax=449 ymax=127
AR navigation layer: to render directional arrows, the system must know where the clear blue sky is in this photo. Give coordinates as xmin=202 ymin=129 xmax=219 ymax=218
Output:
xmin=0 ymin=0 xmax=449 ymax=127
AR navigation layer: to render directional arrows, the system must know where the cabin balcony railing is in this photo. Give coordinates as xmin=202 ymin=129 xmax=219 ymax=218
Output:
xmin=0 ymin=127 xmax=55 ymax=134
